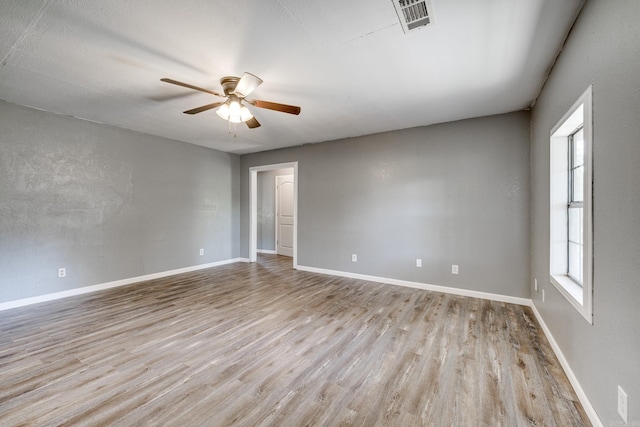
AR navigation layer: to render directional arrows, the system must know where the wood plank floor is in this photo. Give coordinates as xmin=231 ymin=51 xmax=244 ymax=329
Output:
xmin=0 ymin=255 xmax=590 ymax=426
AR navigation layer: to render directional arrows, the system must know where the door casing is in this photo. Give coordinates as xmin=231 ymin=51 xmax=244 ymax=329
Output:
xmin=249 ymin=162 xmax=298 ymax=267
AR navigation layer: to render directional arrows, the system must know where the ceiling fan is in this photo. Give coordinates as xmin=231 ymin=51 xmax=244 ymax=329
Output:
xmin=160 ymin=72 xmax=301 ymax=129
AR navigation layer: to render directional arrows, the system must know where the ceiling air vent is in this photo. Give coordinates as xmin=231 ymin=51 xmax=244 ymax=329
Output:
xmin=392 ymin=0 xmax=433 ymax=33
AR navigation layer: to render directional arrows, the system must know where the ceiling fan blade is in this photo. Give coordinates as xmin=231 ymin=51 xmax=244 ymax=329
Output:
xmin=160 ymin=78 xmax=224 ymax=98
xmin=234 ymin=72 xmax=263 ymax=98
xmin=250 ymin=99 xmax=301 ymax=115
xmin=245 ymin=116 xmax=261 ymax=129
xmin=183 ymin=102 xmax=225 ymax=115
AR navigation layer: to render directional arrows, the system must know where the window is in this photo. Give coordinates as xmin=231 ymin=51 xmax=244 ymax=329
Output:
xmin=549 ymin=86 xmax=593 ymax=323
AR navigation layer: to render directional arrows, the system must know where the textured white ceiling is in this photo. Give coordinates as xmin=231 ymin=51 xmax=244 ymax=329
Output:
xmin=0 ymin=0 xmax=583 ymax=154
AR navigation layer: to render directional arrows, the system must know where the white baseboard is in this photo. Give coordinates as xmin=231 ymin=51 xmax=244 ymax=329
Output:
xmin=295 ymin=264 xmax=530 ymax=306
xmin=257 ymin=249 xmax=277 ymax=254
xmin=0 ymin=257 xmax=247 ymax=312
xmin=530 ymin=303 xmax=603 ymax=427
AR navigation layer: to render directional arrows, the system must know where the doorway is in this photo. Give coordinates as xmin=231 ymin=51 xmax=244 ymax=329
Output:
xmin=249 ymin=162 xmax=298 ymax=267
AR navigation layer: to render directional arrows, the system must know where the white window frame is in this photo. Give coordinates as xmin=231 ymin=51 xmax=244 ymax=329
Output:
xmin=549 ymin=86 xmax=593 ymax=323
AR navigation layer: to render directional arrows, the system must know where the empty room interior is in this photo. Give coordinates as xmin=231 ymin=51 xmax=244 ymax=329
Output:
xmin=1 ymin=1 xmax=638 ymax=426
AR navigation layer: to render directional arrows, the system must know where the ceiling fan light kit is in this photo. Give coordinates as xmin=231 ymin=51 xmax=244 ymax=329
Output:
xmin=216 ymin=95 xmax=253 ymax=124
xmin=161 ymin=72 xmax=301 ymax=132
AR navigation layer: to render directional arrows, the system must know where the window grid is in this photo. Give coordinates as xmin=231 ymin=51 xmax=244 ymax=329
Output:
xmin=567 ymin=126 xmax=584 ymax=285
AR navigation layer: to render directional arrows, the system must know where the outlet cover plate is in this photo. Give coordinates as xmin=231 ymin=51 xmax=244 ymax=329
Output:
xmin=451 ymin=264 xmax=459 ymax=274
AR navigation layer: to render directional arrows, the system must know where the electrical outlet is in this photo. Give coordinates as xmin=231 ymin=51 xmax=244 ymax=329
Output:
xmin=58 ymin=268 xmax=66 ymax=278
xmin=416 ymin=259 xmax=422 ymax=268
xmin=351 ymin=254 xmax=357 ymax=262
xmin=451 ymin=264 xmax=459 ymax=275
xmin=199 ymin=248 xmax=204 ymax=256
xmin=542 ymin=289 xmax=545 ymax=302
xmin=534 ymin=278 xmax=538 ymax=292
xmin=618 ymin=385 xmax=628 ymax=423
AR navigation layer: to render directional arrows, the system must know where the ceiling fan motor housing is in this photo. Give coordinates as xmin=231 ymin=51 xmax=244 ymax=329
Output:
xmin=220 ymin=76 xmax=240 ymax=96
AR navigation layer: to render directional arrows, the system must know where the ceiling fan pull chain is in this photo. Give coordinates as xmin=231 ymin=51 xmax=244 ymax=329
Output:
xmin=228 ymin=120 xmax=237 ymax=137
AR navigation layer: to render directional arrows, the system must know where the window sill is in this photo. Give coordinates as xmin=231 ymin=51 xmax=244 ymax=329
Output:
xmin=549 ymin=274 xmax=592 ymax=324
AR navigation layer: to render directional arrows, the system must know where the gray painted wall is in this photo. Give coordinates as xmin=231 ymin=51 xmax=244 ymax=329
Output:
xmin=257 ymin=168 xmax=293 ymax=251
xmin=0 ymin=101 xmax=240 ymax=303
xmin=530 ymin=1 xmax=640 ymax=424
xmin=241 ymin=112 xmax=531 ymax=298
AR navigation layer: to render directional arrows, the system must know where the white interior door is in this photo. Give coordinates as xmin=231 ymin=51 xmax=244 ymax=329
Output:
xmin=276 ymin=175 xmax=294 ymax=257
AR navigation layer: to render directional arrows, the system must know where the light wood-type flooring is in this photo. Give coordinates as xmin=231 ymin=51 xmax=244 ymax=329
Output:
xmin=0 ymin=255 xmax=590 ymax=426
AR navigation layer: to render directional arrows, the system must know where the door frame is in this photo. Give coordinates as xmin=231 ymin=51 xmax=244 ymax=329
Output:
xmin=249 ymin=162 xmax=298 ymax=267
